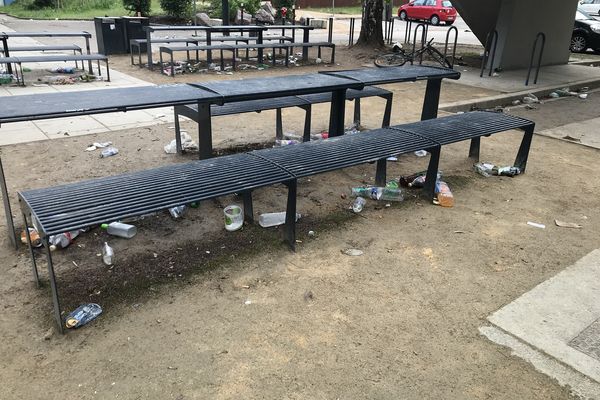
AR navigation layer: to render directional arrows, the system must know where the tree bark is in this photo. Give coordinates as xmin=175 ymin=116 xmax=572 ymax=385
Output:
xmin=355 ymin=0 xmax=385 ymax=47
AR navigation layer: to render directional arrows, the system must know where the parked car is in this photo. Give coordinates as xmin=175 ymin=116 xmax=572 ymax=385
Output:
xmin=571 ymin=8 xmax=600 ymax=52
xmin=579 ymin=0 xmax=600 ymax=16
xmin=397 ymin=0 xmax=457 ymax=26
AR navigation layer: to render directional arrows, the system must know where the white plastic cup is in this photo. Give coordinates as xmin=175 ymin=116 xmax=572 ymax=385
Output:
xmin=224 ymin=205 xmax=243 ymax=231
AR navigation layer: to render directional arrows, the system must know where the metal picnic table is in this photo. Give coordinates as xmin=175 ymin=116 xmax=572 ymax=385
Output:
xmin=265 ymin=25 xmax=315 ymax=61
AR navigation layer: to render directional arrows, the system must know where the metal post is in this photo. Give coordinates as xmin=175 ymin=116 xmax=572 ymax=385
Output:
xmin=284 ymin=179 xmax=297 ymax=251
xmin=404 ymin=20 xmax=412 ymax=43
xmin=146 ymin=27 xmax=153 ymax=69
xmin=353 ymin=98 xmax=361 ymax=125
xmin=349 ymin=18 xmax=355 ymax=46
xmin=174 ymin=107 xmax=183 ymax=154
xmin=381 ymin=93 xmax=393 ymax=128
xmin=21 ymin=212 xmax=40 ymax=286
xmin=328 ymin=89 xmax=346 ymax=137
xmin=197 ymin=102 xmax=213 ymax=160
xmin=514 ymin=124 xmax=535 ymax=172
xmin=84 ymin=34 xmax=93 ymax=73
xmin=302 ymin=24 xmax=310 ymax=61
xmin=423 ymin=146 xmax=440 ymax=201
xmin=302 ymin=104 xmax=312 ymax=142
xmin=222 ymin=0 xmax=230 ymax=25
xmin=468 ymin=137 xmax=480 ymax=160
xmin=1 ymin=36 xmax=12 ymax=74
xmin=526 ymin=32 xmax=546 ymax=86
xmin=480 ymin=30 xmax=498 ymax=78
xmin=242 ymin=191 xmax=254 ymax=222
xmin=420 ymin=78 xmax=441 ymax=121
xmin=328 ymin=17 xmax=333 ymax=43
xmin=275 ymin=108 xmax=283 ymax=139
xmin=0 ymin=157 xmax=17 ymax=249
xmin=375 ymin=159 xmax=387 ymax=187
xmin=43 ymin=237 xmax=64 ymax=334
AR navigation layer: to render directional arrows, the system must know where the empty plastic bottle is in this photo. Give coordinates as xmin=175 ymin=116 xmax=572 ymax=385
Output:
xmin=351 ymin=187 xmax=403 ymax=201
xmin=100 ymin=147 xmax=119 ymax=158
xmin=258 ymin=212 xmax=301 ymax=228
xmin=49 ymin=229 xmax=85 ymax=251
xmin=102 ymin=242 xmax=114 ymax=266
xmin=434 ymin=181 xmax=454 ymax=207
xmin=101 ymin=222 xmax=137 ymax=239
xmin=169 ymin=205 xmax=186 ymax=219
xmin=65 ymin=303 xmax=102 ymax=329
xmin=352 ymin=197 xmax=366 ymax=213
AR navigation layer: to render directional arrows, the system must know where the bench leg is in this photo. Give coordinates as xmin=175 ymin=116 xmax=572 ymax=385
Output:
xmin=197 ymin=102 xmax=213 ymax=160
xmin=421 ymin=78 xmax=442 ymax=121
xmin=382 ymin=93 xmax=393 ymax=128
xmin=97 ymin=60 xmax=101 ymax=77
xmin=329 ymin=89 xmax=347 ymax=137
xmin=353 ymin=98 xmax=361 ymax=126
xmin=21 ymin=212 xmax=39 ymax=285
xmin=375 ymin=159 xmax=387 ymax=187
xmin=231 ymin=49 xmax=236 ymax=70
xmin=73 ymin=50 xmax=78 ymax=70
xmin=302 ymin=104 xmax=312 ymax=142
xmin=285 ymin=46 xmax=289 ymax=68
xmin=468 ymin=137 xmax=480 ymax=160
xmin=318 ymin=46 xmax=322 ymax=59
xmin=514 ymin=125 xmax=534 ymax=172
xmin=284 ymin=179 xmax=297 ymax=251
xmin=106 ymin=59 xmax=110 ymax=82
xmin=275 ymin=108 xmax=283 ymax=140
xmin=423 ymin=146 xmax=441 ymax=201
xmin=272 ymin=47 xmax=276 ymax=67
xmin=130 ymin=44 xmax=134 ymax=65
xmin=331 ymin=45 xmax=335 ymax=64
xmin=0 ymin=157 xmax=17 ymax=250
xmin=174 ymin=106 xmax=183 ymax=155
xmin=43 ymin=237 xmax=64 ymax=334
xmin=171 ymin=52 xmax=175 ymax=77
xmin=243 ymin=191 xmax=254 ymax=223
xmin=220 ymin=50 xmax=224 ymax=71
xmin=138 ymin=45 xmax=143 ymax=68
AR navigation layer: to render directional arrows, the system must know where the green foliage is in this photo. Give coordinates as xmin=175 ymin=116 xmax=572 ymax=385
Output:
xmin=123 ymin=0 xmax=151 ymax=15
xmin=209 ymin=0 xmax=260 ymax=21
xmin=160 ymin=0 xmax=192 ymax=17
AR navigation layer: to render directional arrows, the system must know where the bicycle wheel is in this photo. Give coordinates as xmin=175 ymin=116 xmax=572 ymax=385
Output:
xmin=426 ymin=46 xmax=453 ymax=69
xmin=374 ymin=53 xmax=407 ymax=68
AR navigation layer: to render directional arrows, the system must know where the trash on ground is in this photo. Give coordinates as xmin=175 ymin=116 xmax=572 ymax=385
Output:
xmin=224 ymin=205 xmax=243 ymax=232
xmin=351 ymin=185 xmax=403 ymax=201
xmin=554 ymin=219 xmax=582 ymax=229
xmin=50 ymin=66 xmax=75 ymax=74
xmin=414 ymin=150 xmax=428 ymax=157
xmin=548 ymin=92 xmax=560 ymax=98
xmin=387 ymin=156 xmax=398 ymax=162
xmin=244 ymin=300 xmax=252 ymax=305
xmin=274 ymin=139 xmax=300 ymax=147
xmin=101 ymin=222 xmax=137 ymax=238
xmin=65 ymin=303 xmax=102 ymax=329
xmin=100 ymin=147 xmax=119 ymax=158
xmin=344 ymin=123 xmax=360 ymax=135
xmin=21 ymin=227 xmax=42 ymax=247
xmin=102 ymin=242 xmax=114 ymax=266
xmin=399 ymin=171 xmax=442 ymax=188
xmin=511 ymin=99 xmax=521 ymax=105
xmin=474 ymin=162 xmax=521 ymax=177
xmin=579 ymin=93 xmax=588 ymax=99
xmin=352 ymin=196 xmax=366 ymax=213
xmin=433 ymin=181 xmax=454 ymax=207
xmin=527 ymin=221 xmax=546 ymax=229
xmin=522 ymin=93 xmax=540 ymax=104
xmin=343 ymin=248 xmax=364 ymax=256
xmin=304 ymin=290 xmax=314 ymax=301
xmin=562 ymin=135 xmax=581 ymax=142
xmin=85 ymin=141 xmax=113 ymax=151
xmin=0 ymin=73 xmax=14 ymax=84
xmin=164 ymin=132 xmax=198 ymax=153
xmin=169 ymin=205 xmax=186 ymax=219
xmin=258 ymin=212 xmax=300 ymax=228
xmin=49 ymin=229 xmax=86 ymax=251
xmin=308 ymin=230 xmax=315 ymax=237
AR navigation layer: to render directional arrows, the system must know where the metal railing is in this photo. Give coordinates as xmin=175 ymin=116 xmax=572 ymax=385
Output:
xmin=525 ymin=32 xmax=546 ymax=86
xmin=411 ymin=23 xmax=428 ymax=65
xmin=328 ymin=17 xmax=334 ymax=43
xmin=480 ymin=29 xmax=498 ymax=77
xmin=404 ymin=19 xmax=413 ymax=43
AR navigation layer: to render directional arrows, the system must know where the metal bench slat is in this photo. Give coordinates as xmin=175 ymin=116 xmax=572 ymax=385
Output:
xmin=1 ymin=45 xmax=82 ymax=52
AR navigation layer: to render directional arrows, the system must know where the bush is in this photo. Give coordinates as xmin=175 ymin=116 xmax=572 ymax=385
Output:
xmin=27 ymin=0 xmax=54 ymax=9
xmin=160 ymin=0 xmax=192 ymax=17
xmin=123 ymin=0 xmax=151 ymax=15
xmin=209 ymin=0 xmax=260 ymax=22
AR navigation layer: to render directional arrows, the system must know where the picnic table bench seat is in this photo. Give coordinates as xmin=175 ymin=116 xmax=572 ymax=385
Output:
xmin=173 ymin=86 xmax=394 ymax=157
xmin=0 ymin=53 xmax=109 ymax=85
xmin=19 ymin=110 xmax=534 ymax=334
xmin=0 ymin=44 xmax=82 ymax=54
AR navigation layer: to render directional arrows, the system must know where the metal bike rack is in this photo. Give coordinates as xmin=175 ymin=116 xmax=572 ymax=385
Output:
xmin=328 ymin=17 xmax=334 ymax=43
xmin=479 ymin=29 xmax=498 ymax=77
xmin=403 ymin=19 xmax=412 ymax=43
xmin=443 ymin=26 xmax=458 ymax=69
xmin=411 ymin=23 xmax=427 ymax=65
xmin=525 ymin=32 xmax=546 ymax=86
xmin=386 ymin=17 xmax=396 ymax=45
xmin=348 ymin=17 xmax=356 ymax=46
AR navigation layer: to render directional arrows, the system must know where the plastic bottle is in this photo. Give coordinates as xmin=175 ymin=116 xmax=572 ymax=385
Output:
xmin=493 ymin=166 xmax=521 ymax=177
xmin=65 ymin=303 xmax=102 ymax=329
xmin=48 ymin=229 xmax=85 ymax=251
xmin=351 ymin=187 xmax=403 ymax=201
xmin=352 ymin=197 xmax=366 ymax=213
xmin=101 ymin=222 xmax=137 ymax=239
xmin=100 ymin=147 xmax=119 ymax=158
xmin=102 ymin=242 xmax=114 ymax=266
xmin=258 ymin=212 xmax=301 ymax=228
xmin=169 ymin=205 xmax=186 ymax=219
xmin=274 ymin=139 xmax=300 ymax=147
xmin=434 ymin=181 xmax=454 ymax=207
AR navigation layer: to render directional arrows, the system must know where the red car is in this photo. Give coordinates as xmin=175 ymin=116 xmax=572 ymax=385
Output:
xmin=398 ymin=0 xmax=457 ymax=26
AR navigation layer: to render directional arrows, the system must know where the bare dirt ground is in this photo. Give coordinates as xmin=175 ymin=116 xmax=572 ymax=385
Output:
xmin=0 ymin=45 xmax=596 ymax=399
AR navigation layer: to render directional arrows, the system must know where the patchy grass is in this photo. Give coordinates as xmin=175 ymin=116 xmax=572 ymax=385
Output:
xmin=2 ymin=0 xmax=164 ymax=19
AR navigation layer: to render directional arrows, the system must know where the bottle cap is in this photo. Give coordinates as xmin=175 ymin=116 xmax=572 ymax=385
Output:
xmin=100 ymin=224 xmax=108 ymax=229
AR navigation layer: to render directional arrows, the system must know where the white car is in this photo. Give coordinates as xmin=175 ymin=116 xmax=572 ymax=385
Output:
xmin=580 ymin=0 xmax=600 ymax=15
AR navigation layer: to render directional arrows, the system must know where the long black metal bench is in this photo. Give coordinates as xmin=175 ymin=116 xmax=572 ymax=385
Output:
xmin=0 ymin=53 xmax=109 ymax=85
xmin=173 ymin=86 xmax=394 ymax=155
xmin=19 ymin=110 xmax=534 ymax=334
xmin=0 ymin=44 xmax=82 ymax=55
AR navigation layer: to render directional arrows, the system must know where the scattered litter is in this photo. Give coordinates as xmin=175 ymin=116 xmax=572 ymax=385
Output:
xmin=433 ymin=181 xmax=454 ymax=207
xmin=304 ymin=290 xmax=314 ymax=301
xmin=548 ymin=92 xmax=559 ymax=98
xmin=352 ymin=196 xmax=366 ymax=213
xmin=244 ymin=300 xmax=252 ymax=305
xmin=50 ymin=66 xmax=75 ymax=74
xmin=100 ymin=147 xmax=119 ymax=158
xmin=169 ymin=205 xmax=186 ymax=219
xmin=274 ymin=139 xmax=300 ymax=147
xmin=0 ymin=73 xmax=14 ymax=84
xmin=554 ymin=220 xmax=582 ymax=229
xmin=414 ymin=150 xmax=427 ymax=157
xmin=524 ymin=104 xmax=537 ymax=110
xmin=315 ymin=57 xmax=322 ymax=64
xmin=65 ymin=303 xmax=102 ymax=329
xmin=102 ymin=242 xmax=114 ymax=266
xmin=454 ymin=230 xmax=465 ymax=234
xmin=527 ymin=221 xmax=545 ymax=229
xmin=308 ymin=230 xmax=315 ymax=237
xmin=522 ymin=93 xmax=539 ymax=104
xmin=21 ymin=227 xmax=42 ymax=247
xmin=343 ymin=248 xmax=364 ymax=256
xmin=562 ymin=135 xmax=581 ymax=142
xmin=85 ymin=141 xmax=112 ymax=151
xmin=399 ymin=171 xmax=441 ymax=188
xmin=492 ymin=72 xmax=499 ymax=77
xmin=101 ymin=222 xmax=137 ymax=238
xmin=49 ymin=229 xmax=86 ymax=251
xmin=351 ymin=184 xmax=403 ymax=201
xmin=224 ymin=205 xmax=243 ymax=232
xmin=386 ymin=156 xmax=398 ymax=162
xmin=511 ymin=100 xmax=521 ymax=105
xmin=579 ymin=93 xmax=588 ymax=99
xmin=164 ymin=132 xmax=198 ymax=153
xmin=473 ymin=162 xmax=521 ymax=177
xmin=259 ymin=212 xmax=300 ymax=228
xmin=344 ymin=123 xmax=360 ymax=135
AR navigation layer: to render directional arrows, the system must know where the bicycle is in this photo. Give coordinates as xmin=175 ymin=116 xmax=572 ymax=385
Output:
xmin=374 ymin=38 xmax=452 ymax=68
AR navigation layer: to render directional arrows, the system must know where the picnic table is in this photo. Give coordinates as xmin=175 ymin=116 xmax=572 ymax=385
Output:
xmin=0 ymin=31 xmax=93 ymax=74
xmin=265 ymin=25 xmax=315 ymax=61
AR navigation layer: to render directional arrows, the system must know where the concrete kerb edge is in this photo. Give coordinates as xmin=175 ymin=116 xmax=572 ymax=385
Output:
xmin=439 ymin=77 xmax=600 ymax=113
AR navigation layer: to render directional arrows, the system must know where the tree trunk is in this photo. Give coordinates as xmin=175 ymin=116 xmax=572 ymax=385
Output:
xmin=355 ymin=0 xmax=385 ymax=47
